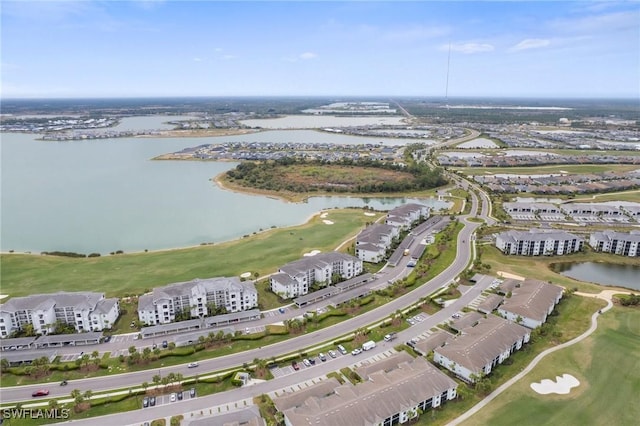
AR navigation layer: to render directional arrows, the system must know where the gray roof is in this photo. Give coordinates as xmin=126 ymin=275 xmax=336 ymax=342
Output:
xmin=499 ymin=279 xmax=563 ymax=322
xmin=356 ymin=223 xmax=396 ymax=245
xmin=476 ymin=294 xmax=504 ymax=314
xmin=0 ymin=292 xmax=104 ymax=313
xmin=435 ymin=315 xmax=530 ymax=374
xmin=138 ymin=293 xmax=155 ymax=311
xmin=591 ymin=230 xmax=640 ymax=244
xmin=1 ymin=349 xmax=57 ymax=365
xmin=450 ymin=312 xmax=485 ymax=333
xmin=354 ymin=351 xmax=413 ymax=380
xmin=413 ymin=330 xmax=454 ymax=356
xmin=93 ymin=298 xmax=118 ymax=315
xmin=274 ymin=356 xmax=456 ymax=426
xmin=279 ymin=252 xmax=359 ymax=277
xmin=498 ymin=278 xmax=522 ymax=295
xmin=35 ymin=332 xmax=103 ymax=345
xmin=411 ymin=215 xmax=449 ymax=235
xmin=183 ymin=405 xmax=265 ymax=426
xmin=154 ymin=277 xmax=256 ymax=301
xmin=387 ymin=203 xmax=428 ymax=219
xmin=0 ymin=336 xmax=38 ymax=349
xmin=497 ymin=229 xmax=582 ymax=244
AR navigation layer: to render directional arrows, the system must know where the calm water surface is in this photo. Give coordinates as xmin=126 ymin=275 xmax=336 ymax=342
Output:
xmin=1 ymin=120 xmax=448 ymax=254
xmin=553 ymin=261 xmax=640 ymax=290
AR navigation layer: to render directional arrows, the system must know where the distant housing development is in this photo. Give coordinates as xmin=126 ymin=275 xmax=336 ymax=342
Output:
xmin=497 ymin=278 xmax=564 ymax=329
xmin=270 ymin=253 xmax=363 ymax=299
xmin=433 ymin=314 xmax=531 ymax=383
xmin=138 ymin=277 xmax=258 ymax=326
xmin=272 ymin=352 xmax=457 ymax=426
xmin=589 ymin=230 xmax=640 ymax=257
xmin=495 ymin=229 xmax=583 ymax=256
xmin=0 ymin=292 xmax=119 ymax=338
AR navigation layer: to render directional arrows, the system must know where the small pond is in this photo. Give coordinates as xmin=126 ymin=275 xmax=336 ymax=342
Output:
xmin=552 ymin=261 xmax=640 ymax=291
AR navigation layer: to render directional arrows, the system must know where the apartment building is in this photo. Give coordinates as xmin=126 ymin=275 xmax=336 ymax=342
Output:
xmin=589 ymin=230 xmax=640 ymax=257
xmin=270 ymin=252 xmax=363 ymax=299
xmin=433 ymin=314 xmax=531 ymax=383
xmin=497 ymin=278 xmax=564 ymax=329
xmin=273 ymin=353 xmax=457 ymax=426
xmin=137 ymin=277 xmax=258 ymax=326
xmin=385 ymin=203 xmax=430 ymax=230
xmin=496 ymin=229 xmax=583 ymax=256
xmin=355 ymin=223 xmax=399 ymax=263
xmin=0 ymin=292 xmax=119 ymax=338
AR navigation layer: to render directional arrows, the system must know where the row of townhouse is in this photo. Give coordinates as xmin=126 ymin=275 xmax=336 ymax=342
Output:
xmin=355 ymin=203 xmax=430 ymax=263
xmin=138 ymin=277 xmax=258 ymax=326
xmin=0 ymin=292 xmax=119 ymax=338
xmin=273 ymin=352 xmax=457 ymax=426
xmin=270 ymin=252 xmax=363 ymax=299
xmin=495 ymin=229 xmax=584 ymax=256
xmin=589 ymin=230 xmax=640 ymax=257
xmin=503 ymin=202 xmax=640 ymax=220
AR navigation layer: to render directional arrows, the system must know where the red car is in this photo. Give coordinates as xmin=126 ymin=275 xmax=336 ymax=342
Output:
xmin=32 ymin=389 xmax=49 ymax=397
xmin=291 ymin=361 xmax=300 ymax=371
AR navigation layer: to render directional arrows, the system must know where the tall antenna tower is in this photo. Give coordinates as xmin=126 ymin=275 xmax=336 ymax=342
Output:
xmin=445 ymin=42 xmax=451 ymax=109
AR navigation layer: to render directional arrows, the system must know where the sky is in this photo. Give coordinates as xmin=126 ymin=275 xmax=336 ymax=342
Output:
xmin=1 ymin=0 xmax=639 ymax=99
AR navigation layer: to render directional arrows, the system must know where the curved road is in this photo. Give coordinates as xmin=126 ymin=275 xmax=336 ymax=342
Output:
xmin=1 ymin=178 xmax=491 ymax=410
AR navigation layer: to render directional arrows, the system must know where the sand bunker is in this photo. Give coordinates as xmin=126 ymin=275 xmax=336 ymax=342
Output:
xmin=497 ymin=271 xmax=525 ymax=281
xmin=530 ymin=374 xmax=580 ymax=395
xmin=323 ymin=220 xmax=334 ymax=225
xmin=320 ymin=212 xmax=328 ymax=218
xmin=364 ymin=212 xmax=376 ymax=216
xmin=303 ymin=250 xmax=321 ymax=257
xmin=240 ymin=272 xmax=252 ymax=278
xmin=0 ymin=295 xmax=8 ymax=300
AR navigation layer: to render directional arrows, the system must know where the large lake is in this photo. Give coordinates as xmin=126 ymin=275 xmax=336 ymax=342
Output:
xmin=553 ymin=261 xmax=640 ymax=291
xmin=1 ymin=116 xmax=449 ymax=254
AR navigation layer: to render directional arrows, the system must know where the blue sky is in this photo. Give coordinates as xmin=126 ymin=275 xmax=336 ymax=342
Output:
xmin=1 ymin=1 xmax=638 ymax=98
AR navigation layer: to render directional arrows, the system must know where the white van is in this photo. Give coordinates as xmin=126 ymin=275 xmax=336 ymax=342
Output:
xmin=362 ymin=340 xmax=376 ymax=351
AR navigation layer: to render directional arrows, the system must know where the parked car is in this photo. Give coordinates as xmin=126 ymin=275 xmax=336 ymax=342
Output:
xmin=318 ymin=353 xmax=326 ymax=362
xmin=177 ymin=391 xmax=183 ymax=401
xmin=291 ymin=361 xmax=300 ymax=371
xmin=308 ymin=357 xmax=316 ymax=365
xmin=303 ymin=358 xmax=311 ymax=367
xmin=190 ymin=388 xmax=196 ymax=398
xmin=142 ymin=397 xmax=149 ymax=408
xmin=351 ymin=348 xmax=362 ymax=356
xmin=32 ymin=389 xmax=49 ymax=397
xmin=278 ymin=308 xmax=285 ymax=314
xmin=187 ymin=362 xmax=199 ymax=368
xmin=337 ymin=345 xmax=347 ymax=355
xmin=170 ymin=393 xmax=177 ymax=402
xmin=162 ymin=340 xmax=168 ymax=348
xmin=149 ymin=396 xmax=156 ymax=406
xmin=60 ymin=380 xmax=68 ymax=386
xmin=328 ymin=350 xmax=337 ymax=358
xmin=384 ymin=333 xmax=397 ymax=342
xmin=103 ymin=335 xmax=111 ymax=343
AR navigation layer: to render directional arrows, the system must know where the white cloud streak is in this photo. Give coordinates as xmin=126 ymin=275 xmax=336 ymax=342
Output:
xmin=509 ymin=38 xmax=551 ymax=52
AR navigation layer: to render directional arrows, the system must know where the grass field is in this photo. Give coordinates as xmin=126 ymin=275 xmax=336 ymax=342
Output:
xmin=478 ymin=245 xmax=639 ymax=294
xmin=0 ymin=208 xmax=383 ymax=298
xmin=461 ymin=306 xmax=640 ymax=426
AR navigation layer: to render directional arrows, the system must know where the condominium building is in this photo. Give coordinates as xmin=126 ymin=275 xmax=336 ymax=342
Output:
xmin=270 ymin=252 xmax=363 ymax=299
xmin=137 ymin=277 xmax=258 ymax=326
xmin=433 ymin=314 xmax=531 ymax=383
xmin=355 ymin=223 xmax=399 ymax=263
xmin=495 ymin=229 xmax=583 ymax=256
xmin=589 ymin=230 xmax=640 ymax=257
xmin=273 ymin=353 xmax=457 ymax=426
xmin=497 ymin=278 xmax=563 ymax=329
xmin=0 ymin=292 xmax=119 ymax=338
xmin=385 ymin=203 xmax=430 ymax=230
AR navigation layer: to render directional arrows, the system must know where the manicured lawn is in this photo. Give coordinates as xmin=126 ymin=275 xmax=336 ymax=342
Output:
xmin=478 ymin=245 xmax=638 ymax=294
xmin=0 ymin=208 xmax=383 ymax=298
xmin=461 ymin=306 xmax=640 ymax=426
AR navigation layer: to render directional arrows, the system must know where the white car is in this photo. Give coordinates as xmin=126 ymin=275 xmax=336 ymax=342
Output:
xmin=328 ymin=350 xmax=337 ymax=358
xmin=351 ymin=348 xmax=362 ymax=356
xmin=170 ymin=393 xmax=177 ymax=402
xmin=187 ymin=362 xmax=199 ymax=368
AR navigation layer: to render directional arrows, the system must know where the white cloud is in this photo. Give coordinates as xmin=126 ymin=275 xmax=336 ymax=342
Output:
xmin=443 ymin=43 xmax=494 ymax=54
xmin=509 ymin=38 xmax=551 ymax=52
xmin=299 ymin=52 xmax=318 ymax=60
xmin=193 ymin=57 xmax=203 ymax=62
